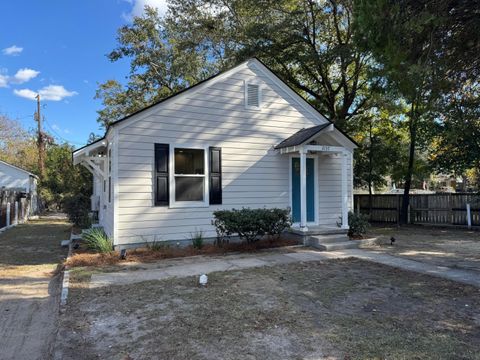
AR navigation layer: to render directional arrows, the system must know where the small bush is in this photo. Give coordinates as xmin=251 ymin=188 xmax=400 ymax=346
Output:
xmin=347 ymin=211 xmax=370 ymax=238
xmin=191 ymin=229 xmax=204 ymax=249
xmin=63 ymin=193 xmax=91 ymax=228
xmin=82 ymin=228 xmax=113 ymax=253
xmin=260 ymin=208 xmax=291 ymax=240
xmin=213 ymin=208 xmax=291 ymax=244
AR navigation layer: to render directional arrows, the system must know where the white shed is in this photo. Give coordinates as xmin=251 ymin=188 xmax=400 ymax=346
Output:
xmin=73 ymin=58 xmax=357 ymax=248
xmin=0 ymin=160 xmax=39 ymax=216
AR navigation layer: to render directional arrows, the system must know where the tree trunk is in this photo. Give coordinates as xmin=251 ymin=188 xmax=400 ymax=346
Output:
xmin=400 ymin=103 xmax=417 ymax=224
xmin=368 ymin=119 xmax=374 ymax=215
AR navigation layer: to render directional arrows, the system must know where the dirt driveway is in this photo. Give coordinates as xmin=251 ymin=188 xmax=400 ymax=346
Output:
xmin=366 ymin=225 xmax=480 ymax=272
xmin=0 ymin=218 xmax=70 ymax=360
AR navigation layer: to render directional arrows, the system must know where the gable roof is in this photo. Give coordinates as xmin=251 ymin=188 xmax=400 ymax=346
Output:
xmin=274 ymin=123 xmax=332 ymax=149
xmin=0 ymin=160 xmax=38 ymax=178
xmin=74 ymin=57 xmax=357 ymax=152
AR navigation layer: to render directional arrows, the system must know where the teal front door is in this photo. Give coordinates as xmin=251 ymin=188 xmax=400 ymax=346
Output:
xmin=291 ymin=157 xmax=315 ymax=223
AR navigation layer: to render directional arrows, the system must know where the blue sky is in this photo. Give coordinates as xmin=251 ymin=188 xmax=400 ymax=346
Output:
xmin=0 ymin=0 xmax=167 ymax=147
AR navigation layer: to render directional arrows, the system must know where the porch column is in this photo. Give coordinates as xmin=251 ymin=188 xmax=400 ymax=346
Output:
xmin=299 ymin=146 xmax=308 ymax=231
xmin=341 ymin=150 xmax=349 ymax=229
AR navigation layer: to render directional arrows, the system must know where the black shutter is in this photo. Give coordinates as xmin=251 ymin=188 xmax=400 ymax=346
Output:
xmin=154 ymin=143 xmax=169 ymax=206
xmin=209 ymin=147 xmax=222 ymax=205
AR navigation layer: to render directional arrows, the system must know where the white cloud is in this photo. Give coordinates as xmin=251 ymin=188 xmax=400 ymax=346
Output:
xmin=2 ymin=45 xmax=23 ymax=56
xmin=0 ymin=74 xmax=8 ymax=88
xmin=39 ymin=85 xmax=77 ymax=101
xmin=11 ymin=68 xmax=40 ymax=84
xmin=122 ymin=0 xmax=168 ymax=21
xmin=13 ymin=88 xmax=37 ymax=100
xmin=13 ymin=85 xmax=78 ymax=101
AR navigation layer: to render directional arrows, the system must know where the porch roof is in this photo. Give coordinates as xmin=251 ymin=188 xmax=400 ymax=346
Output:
xmin=274 ymin=123 xmax=331 ymax=149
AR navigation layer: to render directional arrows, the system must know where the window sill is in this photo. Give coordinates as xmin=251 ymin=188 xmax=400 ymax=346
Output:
xmin=169 ymin=202 xmax=209 ymax=209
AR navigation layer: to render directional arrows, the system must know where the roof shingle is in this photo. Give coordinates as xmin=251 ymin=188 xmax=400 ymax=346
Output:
xmin=274 ymin=123 xmax=331 ymax=149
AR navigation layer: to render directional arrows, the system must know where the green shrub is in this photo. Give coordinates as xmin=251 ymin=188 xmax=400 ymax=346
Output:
xmin=213 ymin=208 xmax=291 ymax=244
xmin=63 ymin=192 xmax=91 ymax=228
xmin=191 ymin=229 xmax=204 ymax=249
xmin=347 ymin=211 xmax=370 ymax=238
xmin=260 ymin=208 xmax=291 ymax=240
xmin=82 ymin=228 xmax=113 ymax=253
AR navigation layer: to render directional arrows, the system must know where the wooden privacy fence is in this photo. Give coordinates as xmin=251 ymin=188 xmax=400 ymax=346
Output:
xmin=354 ymin=193 xmax=480 ymax=227
xmin=0 ymin=189 xmax=30 ymax=231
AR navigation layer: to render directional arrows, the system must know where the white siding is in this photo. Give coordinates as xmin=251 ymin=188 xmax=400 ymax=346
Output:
xmin=0 ymin=162 xmax=32 ymax=191
xmin=114 ymin=61 xmax=353 ymax=245
xmin=317 ymin=152 xmax=353 ymax=226
xmin=100 ymin=132 xmax=115 ymax=239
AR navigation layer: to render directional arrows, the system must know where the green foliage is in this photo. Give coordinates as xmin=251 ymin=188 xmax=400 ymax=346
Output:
xmin=96 ymin=1 xmax=374 ymax=130
xmin=63 ymin=193 xmax=91 ymax=228
xmin=353 ymin=104 xmax=406 ymax=192
xmin=347 ymin=212 xmax=370 ymax=238
xmin=95 ymin=7 xmax=212 ymax=128
xmin=82 ymin=228 xmax=113 ymax=253
xmin=259 ymin=208 xmax=292 ymax=240
xmin=191 ymin=229 xmax=204 ymax=249
xmin=354 ymin=0 xmax=464 ymax=221
xmin=430 ymin=83 xmax=480 ymax=178
xmin=213 ymin=208 xmax=291 ymax=244
xmin=41 ymin=143 xmax=93 ymax=221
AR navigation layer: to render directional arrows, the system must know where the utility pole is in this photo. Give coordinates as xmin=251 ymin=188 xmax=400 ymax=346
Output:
xmin=35 ymin=94 xmax=45 ymax=180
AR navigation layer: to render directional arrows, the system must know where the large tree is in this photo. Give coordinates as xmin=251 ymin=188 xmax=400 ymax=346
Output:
xmin=430 ymin=82 xmax=480 ymax=187
xmin=354 ymin=0 xmax=478 ymax=222
xmin=166 ymin=0 xmax=375 ymax=129
xmin=353 ymin=103 xmax=405 ymax=204
xmin=97 ymin=1 xmax=376 ymax=130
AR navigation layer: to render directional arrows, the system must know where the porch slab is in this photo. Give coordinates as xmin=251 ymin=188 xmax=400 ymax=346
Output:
xmin=289 ymin=226 xmax=348 ymax=236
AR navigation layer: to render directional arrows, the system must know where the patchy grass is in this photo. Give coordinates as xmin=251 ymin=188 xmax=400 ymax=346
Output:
xmin=66 ymin=235 xmax=299 ymax=268
xmin=56 ymin=258 xmax=480 ymax=360
xmin=0 ymin=218 xmax=70 ymax=267
xmin=365 ymin=225 xmax=480 ymax=272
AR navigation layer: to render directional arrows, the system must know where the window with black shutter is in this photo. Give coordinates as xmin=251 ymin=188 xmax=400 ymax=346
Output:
xmin=154 ymin=143 xmax=169 ymax=206
xmin=209 ymin=147 xmax=222 ymax=204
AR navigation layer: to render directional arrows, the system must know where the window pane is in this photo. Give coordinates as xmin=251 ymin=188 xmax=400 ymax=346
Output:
xmin=175 ymin=148 xmax=204 ymax=174
xmin=175 ymin=177 xmax=204 ymax=201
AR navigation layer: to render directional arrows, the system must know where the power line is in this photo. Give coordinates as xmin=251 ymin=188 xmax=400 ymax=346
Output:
xmin=43 ymin=117 xmax=84 ymax=145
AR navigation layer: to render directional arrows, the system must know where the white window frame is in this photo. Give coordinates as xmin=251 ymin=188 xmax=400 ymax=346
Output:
xmin=169 ymin=144 xmax=209 ymax=208
xmin=244 ymin=80 xmax=263 ymax=110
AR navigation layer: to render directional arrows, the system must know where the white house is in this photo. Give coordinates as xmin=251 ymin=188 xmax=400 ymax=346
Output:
xmin=0 ymin=160 xmax=39 ymax=216
xmin=73 ymin=58 xmax=357 ymax=248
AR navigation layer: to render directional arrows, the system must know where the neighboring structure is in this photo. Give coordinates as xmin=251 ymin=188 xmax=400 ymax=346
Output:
xmin=0 ymin=160 xmax=39 ymax=229
xmin=73 ymin=58 xmax=357 ymax=248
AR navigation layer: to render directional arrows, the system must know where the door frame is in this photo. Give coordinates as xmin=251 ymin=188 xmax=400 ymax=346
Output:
xmin=288 ymin=154 xmax=319 ymax=227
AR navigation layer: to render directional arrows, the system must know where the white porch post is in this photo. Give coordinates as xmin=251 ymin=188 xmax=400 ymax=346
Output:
xmin=341 ymin=150 xmax=349 ymax=229
xmin=299 ymin=146 xmax=308 ymax=231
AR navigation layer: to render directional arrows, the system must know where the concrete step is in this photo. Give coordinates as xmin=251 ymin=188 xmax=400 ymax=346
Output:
xmin=309 ymin=236 xmax=379 ymax=251
xmin=315 ymin=241 xmax=360 ymax=251
xmin=289 ymin=227 xmax=348 ymax=236
xmin=309 ymin=235 xmax=350 ymax=244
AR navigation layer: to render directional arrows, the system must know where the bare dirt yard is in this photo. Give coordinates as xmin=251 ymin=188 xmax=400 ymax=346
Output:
xmin=366 ymin=225 xmax=480 ymax=272
xmin=0 ymin=218 xmax=70 ymax=360
xmin=55 ymin=258 xmax=480 ymax=360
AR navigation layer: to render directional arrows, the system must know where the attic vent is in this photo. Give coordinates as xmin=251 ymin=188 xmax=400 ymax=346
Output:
xmin=245 ymin=82 xmax=262 ymax=109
